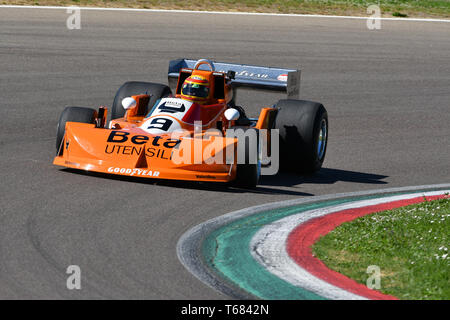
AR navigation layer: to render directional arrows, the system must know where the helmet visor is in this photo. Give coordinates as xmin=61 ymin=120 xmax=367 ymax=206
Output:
xmin=182 ymin=82 xmax=209 ymax=98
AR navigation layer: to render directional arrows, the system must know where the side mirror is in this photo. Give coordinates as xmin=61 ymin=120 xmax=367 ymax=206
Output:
xmin=224 ymin=108 xmax=240 ymax=121
xmin=122 ymin=97 xmax=137 ymax=110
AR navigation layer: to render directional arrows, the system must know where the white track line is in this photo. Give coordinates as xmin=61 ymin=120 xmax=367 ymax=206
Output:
xmin=1 ymin=5 xmax=449 ymax=23
xmin=250 ymin=190 xmax=450 ymax=300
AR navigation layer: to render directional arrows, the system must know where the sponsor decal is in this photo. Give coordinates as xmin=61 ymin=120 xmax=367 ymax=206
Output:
xmin=277 ymin=74 xmax=288 ymax=82
xmin=196 ymin=175 xmax=216 ymax=179
xmin=190 ymin=75 xmax=207 ymax=81
xmin=216 ymin=69 xmax=269 ymax=79
xmin=156 ymin=101 xmax=186 ymax=114
xmin=105 ymin=131 xmax=181 ymax=160
xmin=106 ymin=131 xmax=181 ymax=148
xmin=64 ymin=160 xmax=80 ymax=166
xmin=104 ymin=144 xmax=173 ymax=160
xmin=107 ymin=167 xmax=160 ymax=177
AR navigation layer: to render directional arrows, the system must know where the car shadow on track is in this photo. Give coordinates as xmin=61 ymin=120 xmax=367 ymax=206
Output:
xmin=260 ymin=168 xmax=389 ymax=188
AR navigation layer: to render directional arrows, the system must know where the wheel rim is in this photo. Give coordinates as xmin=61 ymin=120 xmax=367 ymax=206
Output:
xmin=317 ymin=119 xmax=327 ymax=161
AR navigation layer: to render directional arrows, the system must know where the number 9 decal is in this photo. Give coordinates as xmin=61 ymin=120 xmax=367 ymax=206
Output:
xmin=148 ymin=118 xmax=173 ymax=132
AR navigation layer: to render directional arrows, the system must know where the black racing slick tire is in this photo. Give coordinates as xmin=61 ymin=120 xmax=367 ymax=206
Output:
xmin=275 ymin=99 xmax=328 ymax=173
xmin=56 ymin=106 xmax=96 ymax=154
xmin=111 ymin=81 xmax=172 ymax=120
xmin=234 ymin=128 xmax=260 ymax=188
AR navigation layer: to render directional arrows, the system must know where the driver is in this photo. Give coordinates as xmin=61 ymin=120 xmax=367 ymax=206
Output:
xmin=180 ymin=75 xmax=210 ymax=105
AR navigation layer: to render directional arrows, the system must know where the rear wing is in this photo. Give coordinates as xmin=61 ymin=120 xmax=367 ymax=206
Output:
xmin=168 ymin=59 xmax=300 ymax=99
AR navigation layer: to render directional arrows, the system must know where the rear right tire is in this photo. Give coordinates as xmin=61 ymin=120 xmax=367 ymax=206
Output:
xmin=275 ymin=99 xmax=328 ymax=173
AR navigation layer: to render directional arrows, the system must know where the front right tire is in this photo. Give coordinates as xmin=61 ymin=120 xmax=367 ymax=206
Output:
xmin=111 ymin=81 xmax=172 ymax=120
xmin=234 ymin=128 xmax=260 ymax=188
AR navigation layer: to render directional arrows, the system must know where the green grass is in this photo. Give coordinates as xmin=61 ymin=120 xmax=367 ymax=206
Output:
xmin=312 ymin=196 xmax=450 ymax=300
xmin=392 ymin=11 xmax=408 ymax=17
xmin=2 ymin=0 xmax=450 ymax=18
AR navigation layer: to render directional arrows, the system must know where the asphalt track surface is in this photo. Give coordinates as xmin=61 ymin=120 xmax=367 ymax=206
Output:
xmin=0 ymin=8 xmax=449 ymax=299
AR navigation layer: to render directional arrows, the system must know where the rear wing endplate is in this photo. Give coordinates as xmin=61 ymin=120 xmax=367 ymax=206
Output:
xmin=168 ymin=59 xmax=300 ymax=99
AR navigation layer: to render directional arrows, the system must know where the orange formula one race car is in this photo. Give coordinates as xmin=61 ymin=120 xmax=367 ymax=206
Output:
xmin=53 ymin=59 xmax=328 ymax=188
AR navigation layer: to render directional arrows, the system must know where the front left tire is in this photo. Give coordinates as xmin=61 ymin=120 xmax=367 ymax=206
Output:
xmin=56 ymin=106 xmax=96 ymax=154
